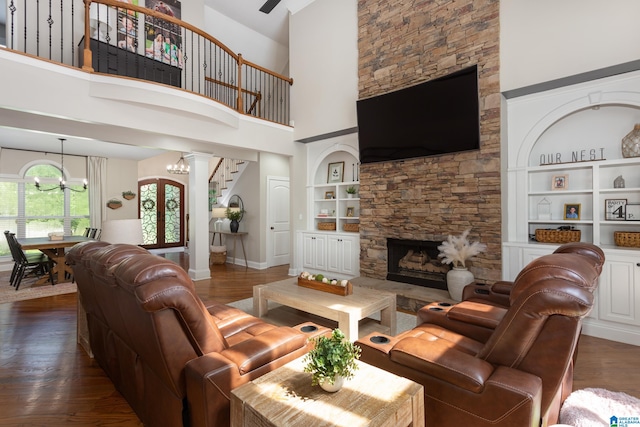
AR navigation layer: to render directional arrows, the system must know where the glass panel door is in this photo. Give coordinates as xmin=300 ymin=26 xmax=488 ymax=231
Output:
xmin=139 ymin=178 xmax=185 ymax=249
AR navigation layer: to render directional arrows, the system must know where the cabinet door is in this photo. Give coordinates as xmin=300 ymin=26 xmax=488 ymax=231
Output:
xmin=302 ymin=233 xmax=326 ymax=271
xmin=327 ymin=235 xmax=358 ymax=276
xmin=598 ymin=254 xmax=640 ymax=326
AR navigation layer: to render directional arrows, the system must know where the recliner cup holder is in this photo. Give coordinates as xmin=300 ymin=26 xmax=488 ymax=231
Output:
xmin=429 ymin=307 xmax=444 ymax=311
xmin=300 ymin=325 xmax=318 ymax=333
xmin=370 ymin=335 xmax=390 ymax=344
xmin=438 ymin=302 xmax=452 ymax=307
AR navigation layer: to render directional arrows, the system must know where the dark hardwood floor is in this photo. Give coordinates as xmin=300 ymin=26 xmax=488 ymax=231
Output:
xmin=0 ymin=254 xmax=639 ymax=425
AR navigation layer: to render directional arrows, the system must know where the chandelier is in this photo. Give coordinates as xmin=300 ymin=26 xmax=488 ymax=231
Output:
xmin=34 ymin=138 xmax=88 ymax=192
xmin=167 ymin=154 xmax=190 ymax=174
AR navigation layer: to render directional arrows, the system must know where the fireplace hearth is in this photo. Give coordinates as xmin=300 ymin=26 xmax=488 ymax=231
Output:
xmin=387 ymin=238 xmax=450 ymax=290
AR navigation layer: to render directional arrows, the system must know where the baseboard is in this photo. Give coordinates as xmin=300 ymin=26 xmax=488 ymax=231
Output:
xmin=582 ymin=319 xmax=640 ymax=346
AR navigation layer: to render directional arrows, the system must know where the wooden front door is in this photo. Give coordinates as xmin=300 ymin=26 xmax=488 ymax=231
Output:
xmin=138 ymin=178 xmax=185 ymax=249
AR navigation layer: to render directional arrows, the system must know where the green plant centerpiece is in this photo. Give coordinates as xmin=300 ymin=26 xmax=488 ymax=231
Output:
xmin=346 ymin=186 xmax=357 ymax=196
xmin=225 ymin=207 xmax=245 ymax=221
xmin=303 ymin=328 xmax=361 ymax=392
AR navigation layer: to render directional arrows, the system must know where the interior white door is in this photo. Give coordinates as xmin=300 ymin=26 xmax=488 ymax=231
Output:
xmin=267 ymin=177 xmax=290 ymax=267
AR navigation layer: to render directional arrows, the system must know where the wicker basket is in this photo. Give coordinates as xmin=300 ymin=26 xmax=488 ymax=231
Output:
xmin=614 ymin=231 xmax=640 ymax=247
xmin=343 ymin=223 xmax=359 ymax=232
xmin=535 ymin=229 xmax=581 ymax=243
xmin=317 ymin=222 xmax=336 ymax=231
xmin=210 ymin=245 xmax=227 ymax=264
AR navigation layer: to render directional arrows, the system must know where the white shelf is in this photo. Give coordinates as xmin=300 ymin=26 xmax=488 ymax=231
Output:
xmin=526 ymin=157 xmax=640 ymax=246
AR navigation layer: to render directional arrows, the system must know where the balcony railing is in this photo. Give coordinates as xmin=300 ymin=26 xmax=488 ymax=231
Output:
xmin=5 ymin=0 xmax=293 ymax=126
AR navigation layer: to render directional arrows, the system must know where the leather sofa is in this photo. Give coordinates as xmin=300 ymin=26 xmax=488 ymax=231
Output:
xmin=356 ymin=249 xmax=602 ymax=427
xmin=67 ymin=241 xmax=329 ymax=427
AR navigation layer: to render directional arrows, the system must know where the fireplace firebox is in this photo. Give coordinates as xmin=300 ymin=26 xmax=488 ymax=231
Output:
xmin=387 ymin=238 xmax=450 ymax=290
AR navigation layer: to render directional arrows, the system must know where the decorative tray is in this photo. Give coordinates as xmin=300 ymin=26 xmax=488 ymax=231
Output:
xmin=297 ymin=277 xmax=353 ymax=296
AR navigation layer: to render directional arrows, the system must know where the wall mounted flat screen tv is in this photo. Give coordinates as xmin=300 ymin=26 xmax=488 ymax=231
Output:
xmin=357 ymin=65 xmax=480 ymax=164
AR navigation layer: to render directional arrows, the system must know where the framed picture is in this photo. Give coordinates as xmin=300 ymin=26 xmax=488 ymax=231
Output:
xmin=552 ymin=175 xmax=568 ymax=190
xmin=605 ymin=199 xmax=627 ymax=220
xmin=563 ymin=203 xmax=581 ymax=220
xmin=327 ymin=161 xmax=345 ymax=183
xmin=324 ymin=191 xmax=335 ymax=199
xmin=346 ymin=206 xmax=355 ymax=217
xmin=626 ymin=203 xmax=640 ymax=221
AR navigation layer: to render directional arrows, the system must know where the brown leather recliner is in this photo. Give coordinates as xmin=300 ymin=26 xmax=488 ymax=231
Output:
xmin=67 ymin=241 xmax=329 ymax=427
xmin=356 ymin=251 xmax=602 ymax=427
xmin=461 ymin=242 xmax=605 ymax=308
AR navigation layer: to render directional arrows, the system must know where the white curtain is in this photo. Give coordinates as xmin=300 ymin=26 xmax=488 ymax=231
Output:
xmin=88 ymin=157 xmax=107 ymax=229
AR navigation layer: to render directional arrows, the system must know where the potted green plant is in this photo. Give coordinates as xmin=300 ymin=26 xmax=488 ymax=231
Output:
xmin=107 ymin=198 xmax=123 ymax=209
xmin=346 ymin=186 xmax=357 ymax=198
xmin=303 ymin=328 xmax=361 ymax=392
xmin=225 ymin=207 xmax=246 ymax=233
xmin=122 ymin=191 xmax=136 ymax=200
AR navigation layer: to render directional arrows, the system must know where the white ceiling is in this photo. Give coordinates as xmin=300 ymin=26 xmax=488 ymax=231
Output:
xmin=203 ymin=0 xmax=316 ymax=46
xmin=0 ymin=127 xmax=166 ymax=160
xmin=1 ymin=0 xmax=315 ymax=161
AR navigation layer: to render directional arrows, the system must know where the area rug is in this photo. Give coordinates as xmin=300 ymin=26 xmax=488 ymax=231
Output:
xmin=0 ymin=272 xmax=77 ymax=304
xmin=227 ymin=297 xmax=417 ymax=339
xmin=559 ymin=388 xmax=640 ymax=426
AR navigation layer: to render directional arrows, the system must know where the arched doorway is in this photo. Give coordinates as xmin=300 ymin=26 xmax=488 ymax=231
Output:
xmin=138 ymin=178 xmax=185 ymax=249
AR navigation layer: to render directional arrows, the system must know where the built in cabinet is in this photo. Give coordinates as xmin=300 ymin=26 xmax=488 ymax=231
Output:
xmin=504 ymin=69 xmax=640 ymax=345
xmin=298 ymin=149 xmax=360 ymax=277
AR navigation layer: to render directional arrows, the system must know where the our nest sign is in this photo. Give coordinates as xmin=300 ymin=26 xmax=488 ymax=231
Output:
xmin=539 ymin=147 xmax=606 ymax=166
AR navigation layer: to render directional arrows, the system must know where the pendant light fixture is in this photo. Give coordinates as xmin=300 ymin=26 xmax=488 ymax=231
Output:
xmin=34 ymin=138 xmax=88 ymax=192
xmin=167 ymin=154 xmax=190 ymax=174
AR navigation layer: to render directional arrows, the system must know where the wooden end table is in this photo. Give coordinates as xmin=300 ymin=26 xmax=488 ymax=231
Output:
xmin=231 ymin=357 xmax=424 ymax=427
xmin=253 ymin=278 xmax=396 ymax=341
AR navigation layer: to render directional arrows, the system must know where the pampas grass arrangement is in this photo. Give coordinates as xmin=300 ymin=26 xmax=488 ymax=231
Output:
xmin=438 ymin=229 xmax=486 ymax=268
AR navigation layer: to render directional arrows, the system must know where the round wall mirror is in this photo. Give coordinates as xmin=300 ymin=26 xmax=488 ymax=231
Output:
xmin=228 ymin=194 xmax=244 ymax=221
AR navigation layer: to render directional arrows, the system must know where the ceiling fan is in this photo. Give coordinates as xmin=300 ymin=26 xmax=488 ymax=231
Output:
xmin=259 ymin=0 xmax=281 ymax=14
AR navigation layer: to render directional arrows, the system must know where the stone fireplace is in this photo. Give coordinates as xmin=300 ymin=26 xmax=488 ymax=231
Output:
xmin=356 ymin=0 xmax=502 ymax=286
xmin=387 ymin=238 xmax=449 ymax=290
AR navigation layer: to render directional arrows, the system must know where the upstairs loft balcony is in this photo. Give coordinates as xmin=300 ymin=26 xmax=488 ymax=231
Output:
xmin=4 ymin=0 xmax=292 ymax=127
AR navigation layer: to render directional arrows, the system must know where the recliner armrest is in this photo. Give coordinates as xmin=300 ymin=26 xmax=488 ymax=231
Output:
xmin=220 ymin=327 xmax=306 ymax=374
xmin=446 ymin=301 xmax=506 ymax=329
xmin=462 ymin=281 xmax=512 ymax=307
xmin=389 ymin=337 xmax=494 ymax=392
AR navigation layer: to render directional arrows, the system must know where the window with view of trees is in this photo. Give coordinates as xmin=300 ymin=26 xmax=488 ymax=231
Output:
xmin=0 ymin=164 xmax=90 ymax=257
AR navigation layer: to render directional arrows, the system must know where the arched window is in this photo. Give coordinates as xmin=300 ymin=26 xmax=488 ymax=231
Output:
xmin=0 ymin=163 xmax=90 ymax=257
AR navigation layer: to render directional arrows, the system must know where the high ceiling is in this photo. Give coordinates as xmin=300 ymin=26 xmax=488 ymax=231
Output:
xmin=1 ymin=0 xmax=316 ymax=161
xmin=203 ymin=0 xmax=316 ymax=46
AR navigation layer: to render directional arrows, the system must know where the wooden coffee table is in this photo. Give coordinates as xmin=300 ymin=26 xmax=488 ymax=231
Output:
xmin=253 ymin=279 xmax=396 ymax=341
xmin=230 ymin=356 xmax=424 ymax=427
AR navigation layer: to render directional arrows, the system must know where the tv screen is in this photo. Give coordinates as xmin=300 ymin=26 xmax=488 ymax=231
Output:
xmin=356 ymin=65 xmax=480 ymax=164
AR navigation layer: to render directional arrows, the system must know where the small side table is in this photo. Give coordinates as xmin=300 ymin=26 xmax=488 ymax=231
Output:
xmin=231 ymin=357 xmax=424 ymax=427
xmin=211 ymin=231 xmax=248 ymax=268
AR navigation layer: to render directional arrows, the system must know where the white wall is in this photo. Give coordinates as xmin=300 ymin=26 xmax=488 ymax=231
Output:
xmin=501 ymin=0 xmax=640 ymax=92
xmin=289 ymin=0 xmax=358 ymax=140
xmin=203 ymin=7 xmax=289 ymax=76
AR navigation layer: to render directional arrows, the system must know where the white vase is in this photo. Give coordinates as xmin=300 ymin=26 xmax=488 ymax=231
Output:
xmin=446 ymin=267 xmax=474 ymax=301
xmin=319 ymin=375 xmax=344 ymax=392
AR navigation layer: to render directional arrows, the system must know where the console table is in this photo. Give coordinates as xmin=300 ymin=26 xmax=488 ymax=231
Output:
xmin=78 ymin=37 xmax=181 ymax=88
xmin=231 ymin=356 xmax=424 ymax=427
xmin=211 ymin=231 xmax=248 ymax=268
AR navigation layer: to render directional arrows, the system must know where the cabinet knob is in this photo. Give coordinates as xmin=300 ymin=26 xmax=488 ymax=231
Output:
xmin=637 ymin=263 xmax=640 ymax=267
xmin=270 ymin=227 xmax=274 ymax=230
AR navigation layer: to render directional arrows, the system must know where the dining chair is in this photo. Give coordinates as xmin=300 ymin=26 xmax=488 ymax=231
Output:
xmin=82 ymin=227 xmax=91 ymax=237
xmin=88 ymin=228 xmax=99 ymax=239
xmin=6 ymin=232 xmax=54 ymax=290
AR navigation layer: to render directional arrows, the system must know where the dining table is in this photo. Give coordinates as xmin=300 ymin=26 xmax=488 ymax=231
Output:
xmin=17 ymin=235 xmax=94 ymax=284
